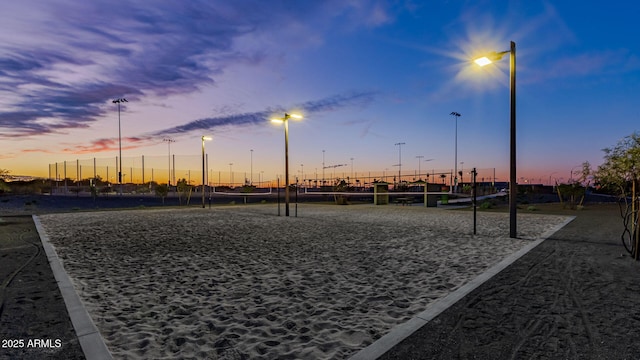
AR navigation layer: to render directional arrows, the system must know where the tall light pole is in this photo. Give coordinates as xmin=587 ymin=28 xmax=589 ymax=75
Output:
xmin=395 ymin=142 xmax=405 ymax=186
xmin=163 ymin=138 xmax=175 ymax=186
xmin=202 ymin=136 xmax=212 ymax=208
xmin=229 ymin=163 xmax=233 ymax=186
xmin=271 ymin=113 xmax=303 ymax=216
xmin=474 ymin=41 xmax=516 ymax=238
xmin=112 ymin=98 xmax=127 ymax=195
xmin=450 ymin=111 xmax=461 ymax=192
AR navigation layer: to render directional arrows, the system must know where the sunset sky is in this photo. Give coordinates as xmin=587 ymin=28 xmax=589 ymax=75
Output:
xmin=1 ymin=1 xmax=638 ymax=185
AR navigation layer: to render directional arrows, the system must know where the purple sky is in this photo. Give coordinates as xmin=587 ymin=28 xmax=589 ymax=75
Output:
xmin=1 ymin=1 xmax=638 ymax=185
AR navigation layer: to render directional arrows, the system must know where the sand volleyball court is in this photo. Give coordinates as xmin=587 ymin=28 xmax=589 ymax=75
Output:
xmin=37 ymin=204 xmax=570 ymax=359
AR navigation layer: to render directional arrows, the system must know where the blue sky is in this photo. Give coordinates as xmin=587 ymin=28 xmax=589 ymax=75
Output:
xmin=1 ymin=1 xmax=638 ymax=185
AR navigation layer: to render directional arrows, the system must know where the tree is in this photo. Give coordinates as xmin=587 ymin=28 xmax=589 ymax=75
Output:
xmin=333 ymin=179 xmax=350 ymax=205
xmin=595 ymin=132 xmax=640 ymax=196
xmin=558 ymin=161 xmax=592 ymax=209
xmin=155 ymin=184 xmax=169 ymax=204
xmin=594 ymin=132 xmax=640 ymax=258
xmin=176 ymin=178 xmax=192 ymax=205
xmin=0 ymin=169 xmax=11 ymax=194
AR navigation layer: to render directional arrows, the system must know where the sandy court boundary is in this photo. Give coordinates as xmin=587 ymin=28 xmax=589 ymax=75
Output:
xmin=350 ymin=215 xmax=576 ymax=359
xmin=36 ymin=204 xmax=572 ymax=359
xmin=33 ymin=215 xmax=113 ymax=360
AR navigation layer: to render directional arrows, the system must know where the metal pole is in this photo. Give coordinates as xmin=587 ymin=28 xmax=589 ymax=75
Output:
xmin=322 ymin=150 xmax=325 ymax=187
xmin=284 ymin=117 xmax=290 ymax=216
xmin=118 ymin=102 xmax=122 ymax=195
xmin=454 ymin=116 xmax=457 ymax=191
xmin=473 ymin=168 xmax=477 ymax=235
xmin=164 ymin=138 xmax=174 ymax=186
xmin=395 ymin=142 xmax=405 ymax=188
xmin=631 ymin=179 xmax=636 ymax=259
xmin=633 ymin=179 xmax=640 ymax=260
xmin=202 ymin=137 xmax=206 ymax=208
xmin=509 ymin=41 xmax=517 ymax=238
xmin=64 ymin=160 xmax=67 ymax=194
xmin=207 ymin=154 xmax=211 ymax=208
xmin=277 ymin=177 xmax=281 ymax=216
xmin=450 ymin=112 xmax=461 ymax=192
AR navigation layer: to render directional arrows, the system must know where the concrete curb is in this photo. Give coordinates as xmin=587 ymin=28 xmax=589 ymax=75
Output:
xmin=33 ymin=215 xmax=113 ymax=360
xmin=350 ymin=215 xmax=576 ymax=360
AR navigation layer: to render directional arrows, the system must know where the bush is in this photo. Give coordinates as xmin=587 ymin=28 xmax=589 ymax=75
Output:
xmin=480 ymin=201 xmax=493 ymax=209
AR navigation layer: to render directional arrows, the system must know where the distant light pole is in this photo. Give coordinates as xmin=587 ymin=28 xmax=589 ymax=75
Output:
xmin=202 ymin=136 xmax=212 ymax=208
xmin=416 ymin=155 xmax=424 ymax=179
xmin=350 ymin=157 xmax=354 ymax=182
xmin=163 ymin=138 xmax=175 ymax=186
xmin=250 ymin=149 xmax=254 ymax=186
xmin=450 ymin=111 xmax=461 ymax=192
xmin=271 ymin=113 xmax=303 ymax=216
xmin=228 ymin=163 xmax=233 ymax=187
xmin=322 ymin=150 xmax=326 ymax=186
xmin=395 ymin=142 xmax=405 ymax=186
xmin=424 ymin=158 xmax=434 ymax=181
xmin=474 ymin=41 xmax=516 ymax=238
xmin=112 ymin=98 xmax=128 ymax=195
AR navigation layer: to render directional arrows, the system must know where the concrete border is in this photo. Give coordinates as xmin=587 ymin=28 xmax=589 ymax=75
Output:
xmin=33 ymin=215 xmax=113 ymax=360
xmin=350 ymin=215 xmax=576 ymax=360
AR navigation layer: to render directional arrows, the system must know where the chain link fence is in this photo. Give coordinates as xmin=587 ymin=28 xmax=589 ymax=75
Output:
xmin=47 ymin=156 xmax=500 ymax=195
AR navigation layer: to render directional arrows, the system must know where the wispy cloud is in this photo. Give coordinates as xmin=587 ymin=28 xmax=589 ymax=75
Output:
xmin=57 ymin=90 xmax=377 ymax=154
xmin=0 ymin=1 xmax=391 ymax=140
xmin=61 ymin=136 xmax=150 ymax=154
xmin=153 ymin=90 xmax=377 ymax=137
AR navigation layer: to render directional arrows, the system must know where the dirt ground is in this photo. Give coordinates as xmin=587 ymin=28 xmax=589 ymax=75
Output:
xmin=0 ymin=215 xmax=85 ymax=360
xmin=380 ymin=203 xmax=640 ymax=359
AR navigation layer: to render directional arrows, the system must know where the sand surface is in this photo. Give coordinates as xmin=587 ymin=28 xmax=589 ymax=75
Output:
xmin=37 ymin=204 xmax=570 ymax=359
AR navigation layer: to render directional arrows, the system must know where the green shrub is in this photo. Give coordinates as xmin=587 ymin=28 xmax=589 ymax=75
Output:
xmin=480 ymin=201 xmax=493 ymax=209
